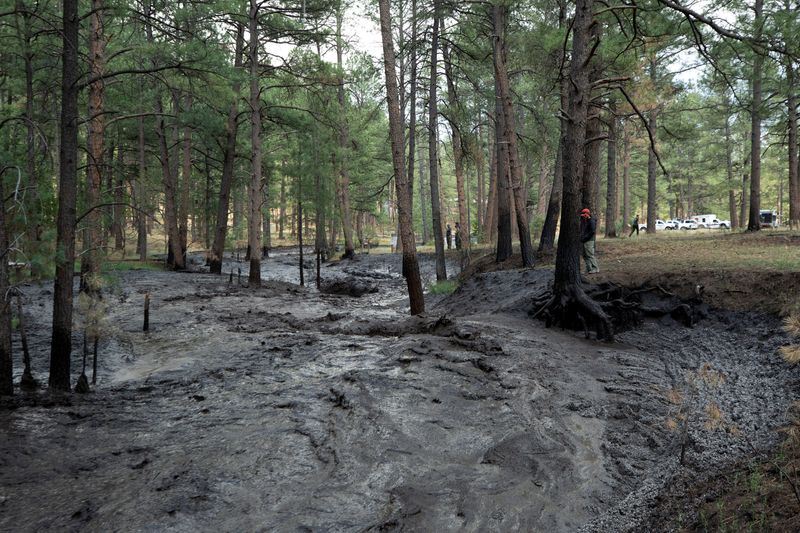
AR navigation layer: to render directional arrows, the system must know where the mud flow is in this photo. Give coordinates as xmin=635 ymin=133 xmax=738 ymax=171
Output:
xmin=1 ymin=250 xmax=797 ymax=532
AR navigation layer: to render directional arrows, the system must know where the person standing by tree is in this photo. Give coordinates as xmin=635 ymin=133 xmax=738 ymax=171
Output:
xmin=446 ymin=224 xmax=452 ymax=250
xmin=581 ymin=208 xmax=599 ymax=274
xmin=629 ymin=214 xmax=640 ymax=237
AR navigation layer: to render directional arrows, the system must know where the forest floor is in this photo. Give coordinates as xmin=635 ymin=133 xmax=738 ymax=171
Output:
xmin=1 ymin=232 xmax=799 ymax=532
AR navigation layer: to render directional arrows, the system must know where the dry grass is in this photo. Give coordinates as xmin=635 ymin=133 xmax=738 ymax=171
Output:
xmin=784 ymin=315 xmax=800 ymax=338
xmin=595 ymin=230 xmax=800 ymax=273
xmin=781 ymin=345 xmax=800 ymax=365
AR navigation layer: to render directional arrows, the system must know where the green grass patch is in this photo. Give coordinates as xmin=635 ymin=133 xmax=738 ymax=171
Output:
xmin=101 ymin=260 xmax=165 ymax=273
xmin=429 ymin=279 xmax=458 ymax=295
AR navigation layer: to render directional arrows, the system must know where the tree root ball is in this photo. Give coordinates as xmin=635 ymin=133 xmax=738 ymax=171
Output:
xmin=531 ymin=281 xmax=707 ymax=341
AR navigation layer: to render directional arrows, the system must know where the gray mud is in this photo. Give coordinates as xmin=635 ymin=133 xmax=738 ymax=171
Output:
xmin=1 ymin=251 xmax=798 ymax=532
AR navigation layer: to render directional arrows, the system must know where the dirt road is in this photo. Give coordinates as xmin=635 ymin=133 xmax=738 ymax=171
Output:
xmin=1 ymin=251 xmax=797 ymax=532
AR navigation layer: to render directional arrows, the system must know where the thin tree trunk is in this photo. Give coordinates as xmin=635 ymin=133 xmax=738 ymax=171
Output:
xmin=419 ymin=143 xmax=429 ymax=244
xmin=493 ymin=103 xmax=513 ymax=260
xmin=81 ymin=0 xmax=107 ymax=291
xmin=247 ymin=0 xmax=262 ymax=287
xmin=279 ymin=172 xmax=286 ymax=239
xmin=442 ymin=39 xmax=470 ymax=265
xmin=427 ymin=8 xmax=447 ymax=281
xmin=622 ymin=120 xmax=631 ymax=234
xmin=605 ymin=101 xmax=617 ymax=238
xmin=748 ymin=0 xmax=764 ymax=231
xmin=49 ymin=0 xmax=79 ymax=391
xmin=724 ymin=110 xmax=739 ymax=229
xmin=787 ymin=55 xmax=799 ymax=228
xmin=335 ymin=2 xmax=356 ymax=259
xmin=484 ymin=129 xmax=498 ymax=244
xmin=646 ymin=54 xmax=658 ymax=234
xmin=136 ymin=117 xmax=147 ymax=261
xmin=210 ymin=22 xmax=244 ymax=274
xmin=379 ymin=0 xmax=425 ymax=314
xmin=113 ymin=135 xmax=125 ymax=250
xmin=0 ymin=169 xmax=11 ymax=395
xmin=179 ymin=94 xmax=192 ymax=259
xmin=476 ymin=121 xmax=486 ymax=233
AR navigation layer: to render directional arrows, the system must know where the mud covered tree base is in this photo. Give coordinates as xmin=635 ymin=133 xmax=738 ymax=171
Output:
xmin=532 ymin=281 xmax=707 ymax=341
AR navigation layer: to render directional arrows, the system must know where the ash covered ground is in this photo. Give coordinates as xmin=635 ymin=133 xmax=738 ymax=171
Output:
xmin=1 ymin=249 xmax=798 ymax=532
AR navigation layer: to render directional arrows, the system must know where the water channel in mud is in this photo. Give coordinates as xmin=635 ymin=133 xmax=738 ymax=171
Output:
xmin=1 ymin=249 xmax=798 ymax=532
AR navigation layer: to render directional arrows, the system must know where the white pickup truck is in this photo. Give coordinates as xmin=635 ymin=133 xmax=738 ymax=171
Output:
xmin=639 ymin=219 xmax=668 ymax=231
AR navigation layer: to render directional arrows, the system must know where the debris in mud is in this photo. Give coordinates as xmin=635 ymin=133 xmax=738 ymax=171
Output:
xmin=318 ymin=277 xmax=379 ymax=297
xmin=531 ymin=281 xmax=709 ymax=339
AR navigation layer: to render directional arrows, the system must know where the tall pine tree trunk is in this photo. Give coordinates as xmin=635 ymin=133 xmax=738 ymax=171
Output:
xmin=622 ymin=120 xmax=631 ymax=234
xmin=492 ymin=1 xmax=533 ymax=266
xmin=179 ymin=94 xmax=192 ymax=258
xmin=538 ymin=1 xmax=568 ymax=253
xmin=247 ymin=0 xmax=262 ymax=287
xmin=747 ymin=0 xmax=764 ymax=231
xmin=787 ymin=55 xmax=799 ymax=229
xmin=605 ymin=102 xmax=617 ymax=238
xmin=379 ymin=0 xmax=424 ymax=313
xmin=81 ymin=0 xmax=107 ymax=291
xmin=49 ymin=0 xmax=80 ymax=391
xmin=724 ymin=110 xmax=739 ymax=229
xmin=442 ymin=40 xmax=470 ymax=265
xmin=210 ymin=22 xmax=244 ymax=274
xmin=335 ymin=1 xmax=356 ymax=259
xmin=0 ymin=171 xmax=12 ymax=395
xmin=427 ymin=8 xmax=447 ymax=281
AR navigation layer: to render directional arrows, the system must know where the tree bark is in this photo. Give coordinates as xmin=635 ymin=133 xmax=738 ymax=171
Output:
xmin=442 ymin=39 xmax=470 ymax=265
xmin=379 ymin=0 xmax=425 ymax=314
xmin=136 ymin=117 xmax=148 ymax=261
xmin=484 ymin=127 xmax=499 ymax=244
xmin=335 ymin=1 xmax=356 ymax=259
xmin=0 ymin=171 xmax=11 ymax=395
xmin=538 ymin=1 xmax=568 ymax=254
xmin=247 ymin=0 xmax=262 ymax=287
xmin=113 ymin=136 xmax=125 ymax=250
xmin=724 ymin=109 xmax=739 ymax=229
xmin=605 ymin=102 xmax=617 ymax=237
xmin=622 ymin=120 xmax=631 ymax=234
xmin=492 ymin=2 xmax=533 ymax=266
xmin=80 ymin=0 xmax=108 ymax=291
xmin=179 ymin=94 xmax=193 ymax=258
xmin=210 ymin=21 xmax=244 ymax=274
xmin=427 ymin=8 xmax=447 ymax=281
xmin=476 ymin=121 xmax=486 ymax=233
xmin=747 ymin=0 xmax=764 ymax=231
xmin=787 ymin=55 xmax=799 ymax=229
xmin=49 ymin=0 xmax=80 ymax=391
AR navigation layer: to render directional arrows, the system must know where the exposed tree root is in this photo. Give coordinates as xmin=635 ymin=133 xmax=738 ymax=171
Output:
xmin=531 ymin=280 xmax=707 ymax=341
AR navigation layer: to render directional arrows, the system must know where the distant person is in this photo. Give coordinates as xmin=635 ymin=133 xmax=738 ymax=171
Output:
xmin=629 ymin=214 xmax=640 ymax=237
xmin=446 ymin=224 xmax=452 ymax=250
xmin=454 ymin=222 xmax=462 ymax=250
xmin=580 ymin=208 xmax=599 ymax=274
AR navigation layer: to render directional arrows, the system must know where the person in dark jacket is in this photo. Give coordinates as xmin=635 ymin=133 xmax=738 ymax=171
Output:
xmin=629 ymin=214 xmax=640 ymax=237
xmin=446 ymin=224 xmax=452 ymax=250
xmin=580 ymin=208 xmax=599 ymax=274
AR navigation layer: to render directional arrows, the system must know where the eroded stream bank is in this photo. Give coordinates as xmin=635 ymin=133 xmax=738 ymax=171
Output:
xmin=1 ymin=250 xmax=798 ymax=532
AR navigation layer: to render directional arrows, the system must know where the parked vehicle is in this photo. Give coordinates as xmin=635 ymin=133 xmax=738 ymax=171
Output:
xmin=691 ymin=214 xmax=731 ymax=229
xmin=759 ymin=209 xmax=779 ymax=228
xmin=665 ymin=219 xmax=680 ymax=230
xmin=678 ymin=219 xmax=698 ymax=230
xmin=639 ymin=219 xmax=667 ymax=231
